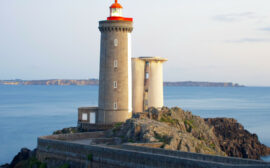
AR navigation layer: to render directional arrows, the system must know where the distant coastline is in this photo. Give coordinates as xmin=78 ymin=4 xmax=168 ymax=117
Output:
xmin=0 ymin=79 xmax=244 ymax=87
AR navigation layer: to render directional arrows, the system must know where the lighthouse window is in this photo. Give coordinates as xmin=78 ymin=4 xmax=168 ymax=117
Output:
xmin=114 ymin=81 xmax=117 ymax=88
xmin=114 ymin=39 xmax=118 ymax=47
xmin=90 ymin=112 xmax=96 ymax=124
xmin=114 ymin=102 xmax=117 ymax=110
xmin=82 ymin=113 xmax=88 ymax=121
xmin=114 ymin=60 xmax=118 ymax=68
xmin=145 ymin=72 xmax=149 ymax=79
xmin=111 ymin=8 xmax=123 ymax=17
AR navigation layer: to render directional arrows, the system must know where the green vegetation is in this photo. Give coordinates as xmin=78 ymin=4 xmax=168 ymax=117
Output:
xmin=154 ymin=132 xmax=172 ymax=148
xmin=210 ymin=143 xmax=216 ymax=150
xmin=128 ymin=139 xmax=135 ymax=143
xmin=29 ymin=157 xmax=47 ymax=168
xmin=159 ymin=114 xmax=178 ymax=126
xmin=87 ymin=153 xmax=93 ymax=161
xmin=59 ymin=163 xmax=70 ymax=168
xmin=184 ymin=119 xmax=195 ymax=132
xmin=113 ymin=122 xmax=124 ymax=134
xmin=114 ymin=122 xmax=123 ymax=129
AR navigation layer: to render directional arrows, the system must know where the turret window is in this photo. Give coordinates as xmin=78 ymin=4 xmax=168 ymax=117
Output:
xmin=145 ymin=72 xmax=149 ymax=79
xmin=114 ymin=81 xmax=117 ymax=88
xmin=114 ymin=39 xmax=118 ymax=47
xmin=114 ymin=60 xmax=118 ymax=68
xmin=114 ymin=102 xmax=117 ymax=110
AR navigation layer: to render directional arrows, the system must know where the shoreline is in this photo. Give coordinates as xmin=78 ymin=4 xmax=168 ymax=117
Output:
xmin=0 ymin=79 xmax=244 ymax=87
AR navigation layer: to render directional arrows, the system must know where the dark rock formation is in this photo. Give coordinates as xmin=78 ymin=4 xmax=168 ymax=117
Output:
xmin=1 ymin=148 xmax=37 ymax=168
xmin=0 ymin=164 xmax=9 ymax=168
xmin=108 ymin=107 xmax=270 ymax=160
xmin=205 ymin=118 xmax=270 ymax=160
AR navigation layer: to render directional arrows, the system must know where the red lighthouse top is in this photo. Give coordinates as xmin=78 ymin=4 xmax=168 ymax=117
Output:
xmin=107 ymin=0 xmax=133 ymax=22
xmin=110 ymin=0 xmax=123 ymax=9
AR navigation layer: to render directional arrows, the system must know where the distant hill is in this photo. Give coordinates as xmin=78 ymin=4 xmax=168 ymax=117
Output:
xmin=0 ymin=79 xmax=244 ymax=87
xmin=164 ymin=81 xmax=243 ymax=87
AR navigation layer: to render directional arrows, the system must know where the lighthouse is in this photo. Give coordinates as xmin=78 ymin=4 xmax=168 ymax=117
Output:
xmin=97 ymin=0 xmax=133 ymax=124
xmin=78 ymin=1 xmax=167 ymax=130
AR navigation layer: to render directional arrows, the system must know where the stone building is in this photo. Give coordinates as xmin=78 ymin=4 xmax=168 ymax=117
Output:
xmin=77 ymin=0 xmax=167 ymax=130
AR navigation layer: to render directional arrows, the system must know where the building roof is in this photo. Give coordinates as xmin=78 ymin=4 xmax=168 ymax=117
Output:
xmin=136 ymin=57 xmax=168 ymax=62
xmin=110 ymin=0 xmax=123 ymax=9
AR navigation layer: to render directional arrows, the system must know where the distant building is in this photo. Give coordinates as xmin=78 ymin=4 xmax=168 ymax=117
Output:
xmin=78 ymin=0 xmax=167 ymax=130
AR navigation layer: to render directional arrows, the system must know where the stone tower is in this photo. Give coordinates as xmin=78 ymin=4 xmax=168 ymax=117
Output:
xmin=132 ymin=57 xmax=167 ymax=113
xmin=97 ymin=0 xmax=133 ymax=124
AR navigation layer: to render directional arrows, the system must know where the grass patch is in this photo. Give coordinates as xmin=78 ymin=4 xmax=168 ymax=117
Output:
xmin=159 ymin=115 xmax=178 ymax=126
xmin=29 ymin=158 xmax=43 ymax=168
xmin=112 ymin=122 xmax=123 ymax=134
xmin=114 ymin=122 xmax=123 ymax=129
xmin=87 ymin=153 xmax=93 ymax=161
xmin=128 ymin=139 xmax=135 ymax=143
xmin=59 ymin=163 xmax=70 ymax=168
xmin=154 ymin=132 xmax=172 ymax=148
xmin=184 ymin=120 xmax=195 ymax=132
xmin=210 ymin=143 xmax=216 ymax=150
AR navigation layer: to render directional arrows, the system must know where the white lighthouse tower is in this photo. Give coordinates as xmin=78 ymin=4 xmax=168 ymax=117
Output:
xmin=97 ymin=0 xmax=133 ymax=124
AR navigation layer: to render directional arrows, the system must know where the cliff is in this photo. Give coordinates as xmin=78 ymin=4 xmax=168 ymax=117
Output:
xmin=164 ymin=81 xmax=243 ymax=87
xmin=0 ymin=79 xmax=243 ymax=87
xmin=107 ymin=107 xmax=226 ymax=156
xmin=107 ymin=107 xmax=270 ymax=160
xmin=205 ymin=118 xmax=270 ymax=159
xmin=0 ymin=79 xmax=99 ymax=86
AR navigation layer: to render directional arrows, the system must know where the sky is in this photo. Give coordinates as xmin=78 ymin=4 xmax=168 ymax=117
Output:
xmin=0 ymin=0 xmax=270 ymax=86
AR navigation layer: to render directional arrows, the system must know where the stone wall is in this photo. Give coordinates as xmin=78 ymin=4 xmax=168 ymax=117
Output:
xmin=37 ymin=133 xmax=270 ymax=168
xmin=121 ymin=144 xmax=269 ymax=165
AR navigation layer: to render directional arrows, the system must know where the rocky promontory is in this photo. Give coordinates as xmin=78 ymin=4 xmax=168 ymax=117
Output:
xmin=205 ymin=118 xmax=270 ymax=159
xmin=107 ymin=107 xmax=270 ymax=160
xmin=3 ymin=107 xmax=270 ymax=168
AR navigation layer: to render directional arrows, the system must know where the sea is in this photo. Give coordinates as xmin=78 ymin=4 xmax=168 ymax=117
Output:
xmin=0 ymin=85 xmax=270 ymax=164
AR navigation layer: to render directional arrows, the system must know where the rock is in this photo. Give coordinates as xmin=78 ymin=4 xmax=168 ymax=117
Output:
xmin=0 ymin=164 xmax=9 ymax=168
xmin=108 ymin=107 xmax=226 ymax=156
xmin=108 ymin=107 xmax=270 ymax=159
xmin=8 ymin=148 xmax=36 ymax=168
xmin=53 ymin=127 xmax=79 ymax=135
xmin=205 ymin=118 xmax=270 ymax=160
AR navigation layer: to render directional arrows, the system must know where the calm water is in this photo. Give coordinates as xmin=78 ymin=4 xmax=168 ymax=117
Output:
xmin=0 ymin=85 xmax=270 ymax=164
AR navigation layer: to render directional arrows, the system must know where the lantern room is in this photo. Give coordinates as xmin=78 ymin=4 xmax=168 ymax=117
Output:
xmin=107 ymin=0 xmax=133 ymax=22
xmin=110 ymin=0 xmax=123 ymax=17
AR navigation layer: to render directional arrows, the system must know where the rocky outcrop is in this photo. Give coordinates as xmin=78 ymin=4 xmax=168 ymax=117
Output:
xmin=53 ymin=127 xmax=80 ymax=135
xmin=205 ymin=118 xmax=270 ymax=160
xmin=0 ymin=164 xmax=9 ymax=168
xmin=107 ymin=107 xmax=226 ymax=156
xmin=1 ymin=148 xmax=36 ymax=168
xmin=0 ymin=148 xmax=48 ymax=168
xmin=107 ymin=107 xmax=270 ymax=160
